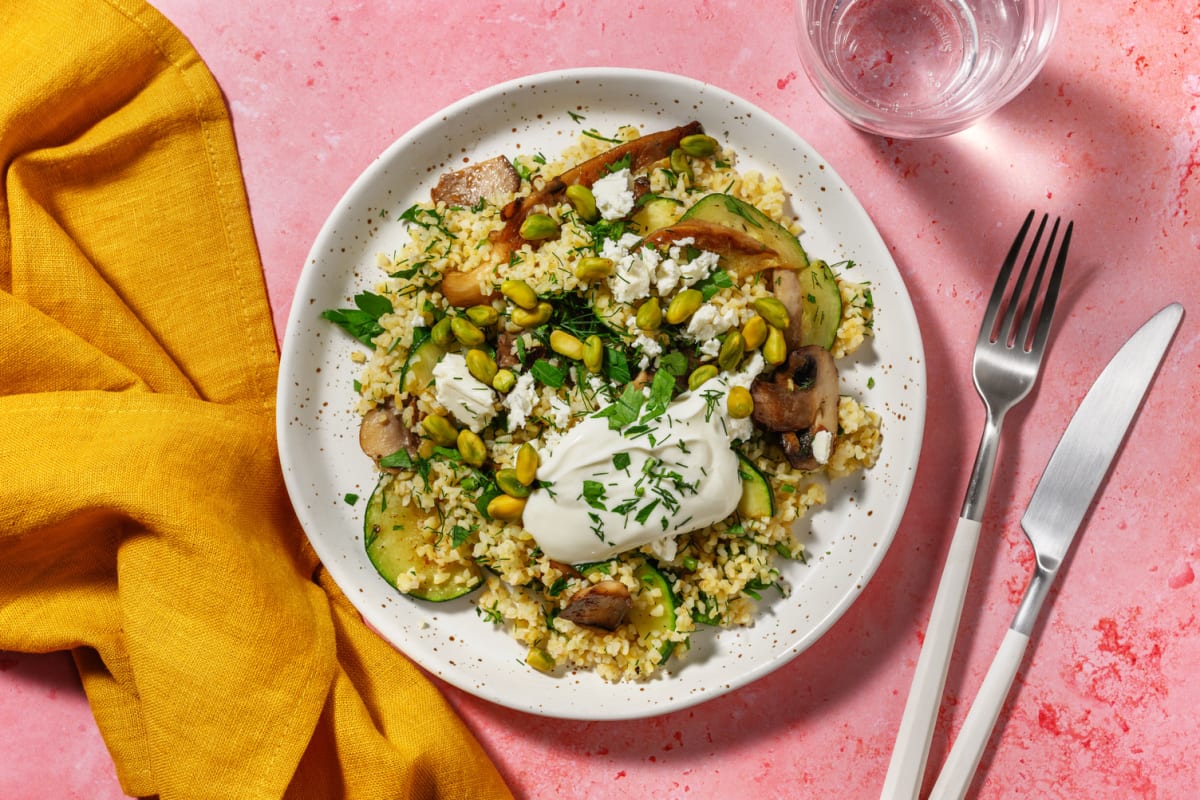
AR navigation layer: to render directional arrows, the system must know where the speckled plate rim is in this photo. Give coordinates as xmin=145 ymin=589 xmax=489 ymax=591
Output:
xmin=277 ymin=67 xmax=926 ymax=720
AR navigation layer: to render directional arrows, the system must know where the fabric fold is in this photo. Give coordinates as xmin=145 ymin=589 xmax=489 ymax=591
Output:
xmin=0 ymin=1 xmax=512 ymax=797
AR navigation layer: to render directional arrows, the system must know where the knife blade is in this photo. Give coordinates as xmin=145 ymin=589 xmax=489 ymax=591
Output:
xmin=929 ymin=302 xmax=1184 ymax=800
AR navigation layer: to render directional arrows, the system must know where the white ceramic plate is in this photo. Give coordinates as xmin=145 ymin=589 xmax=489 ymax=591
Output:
xmin=277 ymin=67 xmax=925 ymax=720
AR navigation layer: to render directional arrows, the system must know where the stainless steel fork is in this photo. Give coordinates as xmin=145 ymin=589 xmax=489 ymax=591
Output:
xmin=880 ymin=211 xmax=1072 ymax=800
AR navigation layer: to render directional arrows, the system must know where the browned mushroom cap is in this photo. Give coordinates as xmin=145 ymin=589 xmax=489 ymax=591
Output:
xmin=750 ymin=346 xmax=839 ymax=470
xmin=430 ymin=155 xmax=521 ymax=207
xmin=558 ymin=580 xmax=632 ymax=632
xmin=359 ymin=402 xmax=418 ymax=468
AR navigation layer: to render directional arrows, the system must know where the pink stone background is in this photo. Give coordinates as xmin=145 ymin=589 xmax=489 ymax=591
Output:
xmin=3 ymin=1 xmax=1199 ymax=797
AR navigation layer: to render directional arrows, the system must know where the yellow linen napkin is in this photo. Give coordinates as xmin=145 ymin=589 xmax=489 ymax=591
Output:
xmin=0 ymin=1 xmax=513 ymax=797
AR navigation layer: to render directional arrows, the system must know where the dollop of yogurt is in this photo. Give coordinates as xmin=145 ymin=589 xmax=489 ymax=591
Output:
xmin=522 ymin=371 xmax=757 ymax=564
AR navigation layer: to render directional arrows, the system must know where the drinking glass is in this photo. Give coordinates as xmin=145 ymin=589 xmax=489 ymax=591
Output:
xmin=794 ymin=0 xmax=1060 ymax=138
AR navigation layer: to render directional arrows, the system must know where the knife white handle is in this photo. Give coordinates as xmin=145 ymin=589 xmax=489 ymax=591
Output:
xmin=880 ymin=515 xmax=982 ymax=800
xmin=928 ymin=627 xmax=1029 ymax=800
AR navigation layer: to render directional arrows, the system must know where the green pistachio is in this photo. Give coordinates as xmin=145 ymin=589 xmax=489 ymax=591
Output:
xmin=515 ymin=443 xmax=539 ymax=486
xmin=763 ymin=325 xmax=787 ymax=365
xmin=486 ymin=494 xmax=527 ymax=522
xmin=679 ymin=133 xmax=718 ymax=158
xmin=510 ymin=301 xmax=553 ymax=328
xmin=582 ymin=335 xmax=604 ymax=374
xmin=492 ymin=368 xmax=517 ymax=393
xmin=518 ymin=213 xmax=560 ymax=241
xmin=549 ymin=330 xmax=584 ymax=361
xmin=495 ymin=468 xmax=531 ymax=499
xmin=565 ymin=184 xmax=599 ymax=223
xmin=574 ymin=256 xmax=615 ymax=283
xmin=465 ymin=348 xmax=498 ymax=386
xmin=635 ymin=296 xmax=663 ymax=331
xmin=717 ymin=330 xmax=745 ymax=372
xmin=421 ymin=414 xmax=458 ymax=447
xmin=727 ymin=385 xmax=754 ymax=419
xmin=688 ymin=364 xmax=719 ymax=391
xmin=500 ymin=279 xmax=539 ymax=310
xmin=465 ymin=304 xmax=499 ymax=327
xmin=456 ymin=429 xmax=487 ymax=467
xmin=450 ymin=316 xmax=486 ymax=347
xmin=665 ymin=289 xmax=704 ymax=325
xmin=753 ymin=297 xmax=790 ymax=330
xmin=741 ymin=314 xmax=768 ymax=351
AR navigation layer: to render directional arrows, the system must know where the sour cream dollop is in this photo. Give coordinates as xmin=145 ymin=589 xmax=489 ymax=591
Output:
xmin=523 ymin=382 xmax=749 ymax=564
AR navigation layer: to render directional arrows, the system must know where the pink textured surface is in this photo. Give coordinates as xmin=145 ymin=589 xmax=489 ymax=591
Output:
xmin=2 ymin=1 xmax=1198 ymax=797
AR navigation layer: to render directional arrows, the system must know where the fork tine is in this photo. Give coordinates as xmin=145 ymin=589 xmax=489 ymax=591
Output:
xmin=1027 ymin=220 xmax=1072 ymax=356
xmin=1014 ymin=216 xmax=1061 ymax=349
xmin=980 ymin=210 xmax=1035 ymax=345
xmin=997 ymin=213 xmax=1049 ymax=346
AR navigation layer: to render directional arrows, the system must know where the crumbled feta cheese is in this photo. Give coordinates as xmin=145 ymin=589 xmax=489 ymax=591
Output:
xmin=680 ymin=249 xmax=719 ymax=286
xmin=411 ymin=312 xmax=428 ymax=328
xmin=432 ymin=352 xmax=497 ymax=432
xmin=646 ymin=535 xmax=679 ymax=563
xmin=548 ymin=395 xmax=572 ymax=429
xmin=812 ymin=429 xmax=833 ymax=465
xmin=698 ymin=337 xmax=721 ymax=359
xmin=654 ymin=255 xmax=683 ymax=295
xmin=634 ymin=333 xmax=663 ymax=368
xmin=603 ymin=235 xmax=658 ymax=303
xmin=504 ymin=371 xmax=538 ymax=433
xmin=592 ymin=168 xmax=636 ymax=220
xmin=685 ymin=303 xmax=738 ymax=341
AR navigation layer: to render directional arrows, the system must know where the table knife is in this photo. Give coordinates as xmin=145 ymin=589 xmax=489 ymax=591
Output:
xmin=928 ymin=302 xmax=1184 ymax=800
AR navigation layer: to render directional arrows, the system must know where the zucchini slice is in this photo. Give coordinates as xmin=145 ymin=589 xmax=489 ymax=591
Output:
xmin=629 ymin=562 xmax=678 ymax=664
xmin=632 ymin=196 xmax=682 ymax=234
xmin=364 ymin=476 xmax=483 ymax=602
xmin=400 ymin=335 xmax=444 ymax=395
xmin=736 ymin=453 xmax=775 ymax=519
xmin=681 ymin=193 xmax=842 ymax=349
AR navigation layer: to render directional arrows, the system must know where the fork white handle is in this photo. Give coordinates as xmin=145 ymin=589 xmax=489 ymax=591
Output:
xmin=879 ymin=516 xmax=982 ymax=800
xmin=928 ymin=628 xmax=1029 ymax=800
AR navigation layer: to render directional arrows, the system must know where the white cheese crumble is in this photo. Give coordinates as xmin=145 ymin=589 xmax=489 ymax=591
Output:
xmin=646 ymin=535 xmax=679 ymax=563
xmin=677 ymin=245 xmax=719 ymax=287
xmin=432 ymin=352 xmax=497 ymax=432
xmin=812 ymin=429 xmax=833 ymax=465
xmin=503 ymin=371 xmax=538 ymax=433
xmin=633 ymin=333 xmax=663 ymax=368
xmin=721 ymin=352 xmax=766 ymax=442
xmin=603 ymin=233 xmax=655 ymax=304
xmin=685 ymin=303 xmax=739 ymax=342
xmin=548 ymin=395 xmax=572 ymax=429
xmin=592 ymin=167 xmax=636 ymax=220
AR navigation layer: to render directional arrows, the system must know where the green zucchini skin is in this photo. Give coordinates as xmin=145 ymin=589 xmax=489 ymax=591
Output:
xmin=631 ymin=561 xmax=679 ymax=664
xmin=736 ymin=453 xmax=775 ymax=519
xmin=681 ymin=193 xmax=841 ymax=349
xmin=364 ymin=476 xmax=482 ymax=602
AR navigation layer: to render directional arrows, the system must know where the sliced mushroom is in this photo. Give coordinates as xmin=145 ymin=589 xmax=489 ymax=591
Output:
xmin=494 ymin=120 xmax=703 ymax=252
xmin=494 ymin=330 xmax=544 ymax=370
xmin=430 ymin=155 xmax=520 ymax=207
xmin=441 ymin=264 xmax=498 ymax=308
xmin=750 ymin=346 xmax=839 ymax=470
xmin=440 ymin=122 xmax=703 ymax=307
xmin=643 ymin=220 xmax=782 ymax=279
xmin=770 ymin=268 xmax=807 ymax=351
xmin=558 ymin=580 xmax=631 ymax=632
xmin=359 ymin=402 xmax=418 ymax=467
